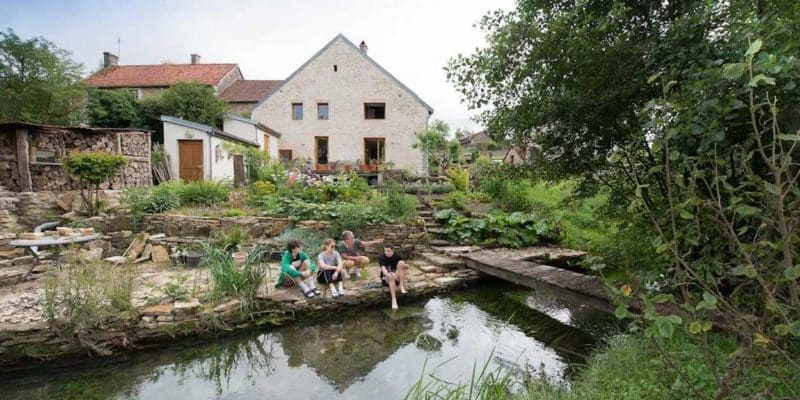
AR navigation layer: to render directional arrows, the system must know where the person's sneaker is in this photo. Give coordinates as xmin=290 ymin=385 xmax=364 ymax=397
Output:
xmin=330 ymin=288 xmax=340 ymax=298
xmin=312 ymin=288 xmax=321 ymax=296
xmin=400 ymin=287 xmax=408 ymax=294
xmin=342 ymin=270 xmax=351 ymax=280
xmin=353 ymin=269 xmax=362 ymax=279
xmin=391 ymin=301 xmax=399 ymax=310
xmin=338 ymin=289 xmax=346 ymax=296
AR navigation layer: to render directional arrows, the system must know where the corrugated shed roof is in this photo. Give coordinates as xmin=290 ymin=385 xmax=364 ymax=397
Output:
xmin=85 ymin=64 xmax=239 ymax=88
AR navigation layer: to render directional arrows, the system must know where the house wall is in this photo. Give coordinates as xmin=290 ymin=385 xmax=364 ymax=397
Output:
xmin=251 ymin=38 xmax=430 ymax=174
xmin=222 ymin=117 xmax=259 ymax=144
xmin=139 ymin=87 xmax=167 ymax=99
xmin=210 ymin=136 xmax=236 ymax=181
xmin=227 ymin=102 xmax=255 ymax=116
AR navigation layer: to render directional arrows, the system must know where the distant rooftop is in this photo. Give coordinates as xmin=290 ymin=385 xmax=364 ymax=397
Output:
xmin=85 ymin=63 xmax=240 ymax=88
xmin=219 ymin=80 xmax=282 ymax=102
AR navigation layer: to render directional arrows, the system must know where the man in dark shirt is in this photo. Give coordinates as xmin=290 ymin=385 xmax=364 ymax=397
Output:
xmin=377 ymin=243 xmax=408 ymax=310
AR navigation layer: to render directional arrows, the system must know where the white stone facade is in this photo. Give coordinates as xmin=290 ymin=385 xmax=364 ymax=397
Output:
xmin=251 ymin=35 xmax=432 ymax=174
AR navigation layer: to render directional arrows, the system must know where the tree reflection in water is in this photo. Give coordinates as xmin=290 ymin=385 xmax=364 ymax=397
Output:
xmin=171 ymin=333 xmax=277 ymax=397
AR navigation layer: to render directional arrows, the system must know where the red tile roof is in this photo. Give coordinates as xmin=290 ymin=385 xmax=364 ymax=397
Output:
xmin=85 ymin=64 xmax=239 ymax=88
xmin=219 ymin=80 xmax=282 ymax=102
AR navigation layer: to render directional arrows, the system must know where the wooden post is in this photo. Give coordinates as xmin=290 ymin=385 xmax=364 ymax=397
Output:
xmin=233 ymin=154 xmax=245 ymax=187
xmin=15 ymin=129 xmax=32 ymax=192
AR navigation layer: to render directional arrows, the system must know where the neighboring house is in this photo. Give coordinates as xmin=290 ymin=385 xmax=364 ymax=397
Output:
xmin=250 ymin=34 xmax=434 ymax=174
xmin=219 ymin=80 xmax=283 ymax=115
xmin=223 ymin=113 xmax=280 ymax=159
xmin=0 ymin=121 xmax=151 ymax=192
xmin=502 ymin=148 xmax=525 ymax=165
xmin=160 ymin=115 xmax=261 ymax=182
xmin=85 ymin=53 xmax=242 ymax=99
xmin=459 ymin=130 xmax=494 ymax=150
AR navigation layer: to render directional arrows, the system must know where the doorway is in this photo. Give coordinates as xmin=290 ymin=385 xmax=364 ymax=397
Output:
xmin=178 ymin=140 xmax=203 ymax=181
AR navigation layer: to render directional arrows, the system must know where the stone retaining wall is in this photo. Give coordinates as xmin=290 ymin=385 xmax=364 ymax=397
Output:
xmin=0 ymin=190 xmax=127 ymax=231
xmin=142 ymin=214 xmax=292 ymax=238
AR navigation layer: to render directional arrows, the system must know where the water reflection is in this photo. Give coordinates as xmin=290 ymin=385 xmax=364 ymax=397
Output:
xmin=0 ymin=281 xmax=619 ymax=400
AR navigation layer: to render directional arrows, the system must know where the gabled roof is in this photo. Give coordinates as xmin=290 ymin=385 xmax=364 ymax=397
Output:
xmin=223 ymin=113 xmax=282 ymax=138
xmin=86 ymin=64 xmax=240 ymax=88
xmin=160 ymin=115 xmax=259 ymax=147
xmin=253 ymin=34 xmax=434 ymax=113
xmin=219 ymin=80 xmax=282 ymax=102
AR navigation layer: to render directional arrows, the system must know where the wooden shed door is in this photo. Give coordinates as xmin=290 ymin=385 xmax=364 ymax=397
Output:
xmin=179 ymin=140 xmax=203 ymax=181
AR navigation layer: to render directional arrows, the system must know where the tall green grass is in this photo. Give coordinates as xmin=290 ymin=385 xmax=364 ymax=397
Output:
xmin=404 ymin=352 xmax=516 ymax=400
xmin=204 ymin=245 xmax=266 ymax=301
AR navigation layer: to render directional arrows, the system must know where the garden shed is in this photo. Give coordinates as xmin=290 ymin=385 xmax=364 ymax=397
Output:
xmin=161 ymin=115 xmax=260 ymax=182
xmin=0 ymin=122 xmax=152 ymax=192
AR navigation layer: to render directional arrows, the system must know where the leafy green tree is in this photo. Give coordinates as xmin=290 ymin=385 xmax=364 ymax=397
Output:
xmin=414 ymin=119 xmax=461 ymax=174
xmin=0 ymin=29 xmax=85 ymax=124
xmin=86 ymin=88 xmax=140 ymax=128
xmin=160 ymin=81 xmax=228 ymax=127
xmin=62 ymin=151 xmax=128 ymax=216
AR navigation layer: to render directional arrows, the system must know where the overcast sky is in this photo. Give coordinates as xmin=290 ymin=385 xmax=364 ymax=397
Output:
xmin=2 ymin=0 xmax=515 ymax=131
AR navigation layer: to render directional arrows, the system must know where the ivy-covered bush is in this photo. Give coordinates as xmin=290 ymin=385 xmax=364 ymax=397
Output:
xmin=433 ymin=209 xmax=559 ymax=248
xmin=61 ymin=151 xmax=128 ymax=215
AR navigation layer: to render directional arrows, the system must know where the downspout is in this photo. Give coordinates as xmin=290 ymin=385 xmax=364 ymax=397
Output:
xmin=207 ymin=128 xmax=213 ymax=180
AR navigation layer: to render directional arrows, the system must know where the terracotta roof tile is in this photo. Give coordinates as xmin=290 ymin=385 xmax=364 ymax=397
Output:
xmin=85 ymin=64 xmax=239 ymax=88
xmin=219 ymin=80 xmax=282 ymax=102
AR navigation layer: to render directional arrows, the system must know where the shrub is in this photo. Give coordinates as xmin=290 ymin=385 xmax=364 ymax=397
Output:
xmin=442 ymin=191 xmax=470 ymax=211
xmin=433 ymin=209 xmax=558 ymax=248
xmin=44 ymin=261 xmax=135 ymax=335
xmin=272 ymin=228 xmax=330 ymax=253
xmin=204 ymin=245 xmax=266 ymax=301
xmin=445 ymin=166 xmax=470 ymax=192
xmin=180 ymin=180 xmax=229 ymax=206
xmin=222 ymin=208 xmax=247 ymax=217
xmin=148 ymin=181 xmax=183 ymax=212
xmin=212 ymin=226 xmax=249 ymax=252
xmin=381 ymin=183 xmax=419 ymax=222
xmin=61 ymin=151 xmax=128 ymax=215
xmin=403 ymin=182 xmax=455 ymax=194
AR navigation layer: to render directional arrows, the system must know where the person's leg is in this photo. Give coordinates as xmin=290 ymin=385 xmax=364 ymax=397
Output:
xmin=291 ymin=276 xmax=313 ymax=297
xmin=397 ymin=261 xmax=408 ymax=294
xmin=300 ymin=260 xmax=319 ymax=294
xmin=384 ymin=272 xmax=398 ymax=309
xmin=353 ymin=256 xmax=369 ymax=278
xmin=343 ymin=260 xmax=355 ymax=279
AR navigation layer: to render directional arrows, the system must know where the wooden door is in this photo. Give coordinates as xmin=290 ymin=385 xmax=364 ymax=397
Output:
xmin=179 ymin=140 xmax=203 ymax=181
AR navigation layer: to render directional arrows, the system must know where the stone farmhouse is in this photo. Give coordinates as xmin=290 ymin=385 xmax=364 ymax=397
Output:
xmin=86 ymin=33 xmax=433 ymax=178
xmin=251 ymin=34 xmax=433 ymax=174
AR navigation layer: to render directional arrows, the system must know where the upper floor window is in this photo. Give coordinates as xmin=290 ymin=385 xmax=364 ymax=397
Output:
xmin=318 ymin=103 xmax=329 ymax=120
xmin=364 ymin=103 xmax=385 ymax=119
xmin=292 ymin=103 xmax=303 ymax=120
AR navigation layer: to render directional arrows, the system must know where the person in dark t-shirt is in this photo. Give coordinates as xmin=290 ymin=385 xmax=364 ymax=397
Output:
xmin=377 ymin=243 xmax=408 ymax=310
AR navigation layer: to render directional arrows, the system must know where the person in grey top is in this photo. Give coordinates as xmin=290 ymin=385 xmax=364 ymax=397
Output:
xmin=338 ymin=230 xmax=383 ymax=279
xmin=317 ymin=238 xmax=345 ymax=298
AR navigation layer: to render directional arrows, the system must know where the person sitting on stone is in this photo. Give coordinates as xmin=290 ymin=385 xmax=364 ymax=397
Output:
xmin=276 ymin=239 xmax=320 ymax=298
xmin=338 ymin=230 xmax=383 ymax=279
xmin=316 ymin=238 xmax=346 ymax=298
xmin=378 ymin=243 xmax=408 ymax=310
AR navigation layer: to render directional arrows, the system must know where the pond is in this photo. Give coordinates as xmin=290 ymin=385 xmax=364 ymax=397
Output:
xmin=0 ymin=281 xmax=619 ymax=399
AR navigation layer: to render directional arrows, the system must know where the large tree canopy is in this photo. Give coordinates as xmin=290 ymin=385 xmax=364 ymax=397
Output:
xmin=0 ymin=29 xmax=85 ymax=124
xmin=446 ymin=0 xmax=800 ymax=183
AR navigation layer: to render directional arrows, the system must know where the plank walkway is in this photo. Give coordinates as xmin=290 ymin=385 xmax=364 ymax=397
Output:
xmin=461 ymin=252 xmax=610 ymax=302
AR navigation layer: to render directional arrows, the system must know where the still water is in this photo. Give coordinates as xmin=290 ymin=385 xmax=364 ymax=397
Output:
xmin=0 ymin=281 xmax=619 ymax=399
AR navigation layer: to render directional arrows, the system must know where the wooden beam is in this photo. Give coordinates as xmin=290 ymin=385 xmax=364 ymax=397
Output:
xmin=15 ymin=129 xmax=32 ymax=192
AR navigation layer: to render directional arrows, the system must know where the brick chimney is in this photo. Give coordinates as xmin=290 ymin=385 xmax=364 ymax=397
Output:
xmin=359 ymin=41 xmax=368 ymax=54
xmin=190 ymin=54 xmax=201 ymax=64
xmin=103 ymin=51 xmax=119 ymax=68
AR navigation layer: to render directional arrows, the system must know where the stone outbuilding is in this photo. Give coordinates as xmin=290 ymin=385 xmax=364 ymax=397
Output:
xmin=0 ymin=121 xmax=152 ymax=192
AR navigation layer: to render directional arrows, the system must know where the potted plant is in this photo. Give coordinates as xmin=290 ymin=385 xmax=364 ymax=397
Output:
xmin=317 ymin=164 xmax=329 ymax=172
xmin=344 ymin=160 xmax=352 ymax=173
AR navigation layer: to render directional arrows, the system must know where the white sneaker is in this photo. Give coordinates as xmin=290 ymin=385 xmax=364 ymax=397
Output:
xmin=342 ymin=271 xmax=351 ymax=280
xmin=353 ymin=269 xmax=362 ymax=279
xmin=338 ymin=288 xmax=346 ymax=296
xmin=330 ymin=288 xmax=340 ymax=298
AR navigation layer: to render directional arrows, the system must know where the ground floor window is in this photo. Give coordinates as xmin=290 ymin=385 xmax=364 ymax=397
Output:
xmin=279 ymin=149 xmax=292 ymax=163
xmin=364 ymin=138 xmax=385 ymax=164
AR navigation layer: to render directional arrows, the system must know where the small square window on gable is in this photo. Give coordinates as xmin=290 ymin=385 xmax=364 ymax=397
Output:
xmin=364 ymin=103 xmax=385 ymax=119
xmin=292 ymin=103 xmax=303 ymax=120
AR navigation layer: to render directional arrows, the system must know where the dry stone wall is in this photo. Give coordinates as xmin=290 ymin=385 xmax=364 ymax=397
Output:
xmin=142 ymin=215 xmax=292 ymax=238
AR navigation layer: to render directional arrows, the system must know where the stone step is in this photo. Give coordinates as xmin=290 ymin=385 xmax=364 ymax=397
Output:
xmin=424 ymin=222 xmax=440 ymax=228
xmin=421 ymin=252 xmax=465 ymax=269
xmin=429 ymin=239 xmax=454 ymax=247
xmin=426 ymin=227 xmax=448 ymax=235
xmin=431 ymin=245 xmax=481 ymax=256
xmin=418 ymin=210 xmax=434 ymax=217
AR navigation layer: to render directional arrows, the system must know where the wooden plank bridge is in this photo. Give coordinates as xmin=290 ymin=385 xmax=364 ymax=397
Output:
xmin=425 ymin=246 xmax=611 ymax=304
